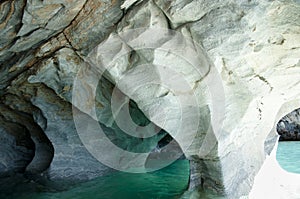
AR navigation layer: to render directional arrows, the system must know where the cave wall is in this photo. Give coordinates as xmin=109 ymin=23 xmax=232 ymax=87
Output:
xmin=0 ymin=0 xmax=170 ymax=184
xmin=0 ymin=0 xmax=300 ymax=198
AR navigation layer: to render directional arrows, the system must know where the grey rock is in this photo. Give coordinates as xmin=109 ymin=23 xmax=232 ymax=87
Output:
xmin=154 ymin=0 xmax=225 ymax=28
xmin=0 ymin=104 xmax=54 ymax=175
xmin=0 ymin=120 xmax=34 ymax=177
xmin=9 ymin=0 xmax=86 ymax=53
xmin=277 ymin=108 xmax=300 ymax=141
xmin=29 ymin=46 xmax=168 ymax=172
xmin=31 ymin=89 xmax=112 ymax=181
xmin=86 ymin=0 xmax=300 ymax=198
xmin=64 ymin=0 xmax=124 ymax=55
xmin=0 ymin=0 xmax=299 ymax=198
xmin=28 ymin=48 xmax=82 ymax=102
xmin=0 ymin=0 xmax=26 ymax=61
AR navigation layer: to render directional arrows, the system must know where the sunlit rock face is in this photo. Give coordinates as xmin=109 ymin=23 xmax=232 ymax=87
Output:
xmin=0 ymin=0 xmax=300 ymax=198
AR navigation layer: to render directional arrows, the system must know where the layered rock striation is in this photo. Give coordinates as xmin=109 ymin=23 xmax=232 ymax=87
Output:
xmin=0 ymin=0 xmax=300 ymax=198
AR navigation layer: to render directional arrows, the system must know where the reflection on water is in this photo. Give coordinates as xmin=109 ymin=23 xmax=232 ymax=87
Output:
xmin=7 ymin=144 xmax=299 ymax=199
xmin=276 ymin=141 xmax=300 ymax=174
xmin=1 ymin=160 xmax=190 ymax=199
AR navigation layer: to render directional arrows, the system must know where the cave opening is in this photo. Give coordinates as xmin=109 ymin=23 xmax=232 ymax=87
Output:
xmin=276 ymin=108 xmax=300 ymax=174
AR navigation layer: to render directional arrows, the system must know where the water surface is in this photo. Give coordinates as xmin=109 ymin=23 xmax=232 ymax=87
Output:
xmin=2 ymin=160 xmax=189 ymax=199
xmin=276 ymin=141 xmax=300 ymax=174
xmin=2 ymin=142 xmax=298 ymax=199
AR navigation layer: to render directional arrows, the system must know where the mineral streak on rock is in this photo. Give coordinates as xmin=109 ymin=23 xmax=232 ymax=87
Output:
xmin=0 ymin=0 xmax=299 ymax=198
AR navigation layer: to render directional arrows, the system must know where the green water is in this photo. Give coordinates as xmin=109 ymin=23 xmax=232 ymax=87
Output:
xmin=2 ymin=160 xmax=190 ymax=199
xmin=276 ymin=141 xmax=300 ymax=174
xmin=2 ymin=142 xmax=298 ymax=199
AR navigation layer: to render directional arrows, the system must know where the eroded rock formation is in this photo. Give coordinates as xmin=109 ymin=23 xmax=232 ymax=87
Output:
xmin=277 ymin=108 xmax=300 ymax=141
xmin=0 ymin=0 xmax=300 ymax=198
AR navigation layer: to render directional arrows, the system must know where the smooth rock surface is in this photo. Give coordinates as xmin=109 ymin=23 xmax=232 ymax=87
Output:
xmin=0 ymin=0 xmax=299 ymax=198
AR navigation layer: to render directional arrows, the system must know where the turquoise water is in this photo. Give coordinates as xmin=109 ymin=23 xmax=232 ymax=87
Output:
xmin=2 ymin=142 xmax=298 ymax=199
xmin=3 ymin=160 xmax=190 ymax=199
xmin=276 ymin=141 xmax=300 ymax=174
